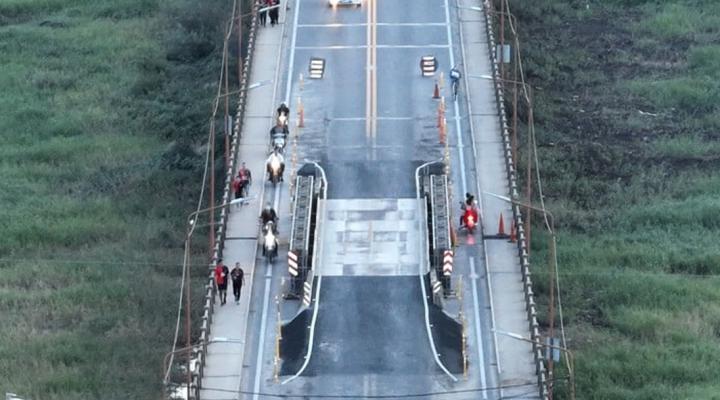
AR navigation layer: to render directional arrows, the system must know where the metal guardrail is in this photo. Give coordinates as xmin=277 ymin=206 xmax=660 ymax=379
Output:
xmin=481 ymin=3 xmax=549 ymax=399
xmin=192 ymin=3 xmax=261 ymax=398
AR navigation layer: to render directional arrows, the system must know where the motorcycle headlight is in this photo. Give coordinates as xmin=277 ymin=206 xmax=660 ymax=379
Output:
xmin=270 ymin=157 xmax=281 ymax=171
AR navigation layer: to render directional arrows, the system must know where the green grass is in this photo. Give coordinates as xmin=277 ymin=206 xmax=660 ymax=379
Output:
xmin=0 ymin=0 xmax=234 ymax=398
xmin=506 ymin=0 xmax=720 ymax=398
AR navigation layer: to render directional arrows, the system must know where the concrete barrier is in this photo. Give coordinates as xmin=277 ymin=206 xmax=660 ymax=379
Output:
xmin=480 ymin=3 xmax=549 ymax=399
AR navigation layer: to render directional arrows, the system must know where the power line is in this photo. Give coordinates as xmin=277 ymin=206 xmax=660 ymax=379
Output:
xmin=165 ymin=0 xmax=239 ymax=383
xmin=197 ymin=379 xmax=552 ymax=399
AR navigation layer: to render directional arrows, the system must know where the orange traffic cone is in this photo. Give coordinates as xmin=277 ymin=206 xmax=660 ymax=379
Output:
xmin=297 ymin=98 xmax=305 ymax=128
xmin=498 ymin=213 xmax=506 ymax=236
xmin=509 ymin=220 xmax=517 ymax=243
xmin=433 ymin=81 xmax=440 ymax=99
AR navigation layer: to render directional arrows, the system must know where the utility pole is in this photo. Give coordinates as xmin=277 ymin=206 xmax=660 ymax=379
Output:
xmin=525 ymin=87 xmax=533 ymax=256
xmin=499 ymin=0 xmax=505 ymax=80
xmin=224 ymin=44 xmax=230 ymax=169
xmin=183 ymin=236 xmax=192 ymax=400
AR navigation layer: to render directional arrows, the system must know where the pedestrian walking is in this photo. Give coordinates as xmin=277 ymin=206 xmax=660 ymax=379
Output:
xmin=259 ymin=2 xmax=267 ymax=26
xmin=232 ymin=175 xmax=243 ymax=202
xmin=269 ymin=0 xmax=279 ymax=26
xmin=231 ymin=262 xmax=245 ymax=304
xmin=214 ymin=259 xmax=229 ymax=305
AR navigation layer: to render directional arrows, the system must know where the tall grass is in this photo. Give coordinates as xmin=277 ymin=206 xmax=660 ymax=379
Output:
xmin=0 ymin=0 xmax=232 ymax=398
xmin=509 ymin=0 xmax=720 ymax=398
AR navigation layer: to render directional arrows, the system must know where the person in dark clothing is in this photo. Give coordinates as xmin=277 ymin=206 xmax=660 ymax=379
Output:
xmin=269 ymin=0 xmax=279 ymax=26
xmin=277 ymin=102 xmax=290 ymax=118
xmin=231 ymin=262 xmax=245 ymax=304
xmin=258 ymin=0 xmax=268 ymax=26
xmin=233 ymin=162 xmax=252 ymax=201
xmin=260 ymin=202 xmax=279 ymax=233
xmin=214 ymin=259 xmax=229 ymax=305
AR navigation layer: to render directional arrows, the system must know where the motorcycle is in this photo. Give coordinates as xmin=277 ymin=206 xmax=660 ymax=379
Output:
xmin=262 ymin=221 xmax=278 ymax=263
xmin=271 ymin=131 xmax=287 ymax=153
xmin=460 ymin=202 xmax=479 ymax=234
xmin=266 ymin=152 xmax=284 ymax=185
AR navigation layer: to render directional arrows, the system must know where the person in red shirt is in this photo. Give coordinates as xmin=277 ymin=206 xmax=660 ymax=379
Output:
xmin=214 ymin=259 xmax=229 ymax=305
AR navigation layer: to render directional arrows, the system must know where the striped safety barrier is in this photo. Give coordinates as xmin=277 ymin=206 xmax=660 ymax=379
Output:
xmin=442 ymin=249 xmax=454 ymax=276
xmin=288 ymin=250 xmax=299 ymax=277
xmin=309 ymin=57 xmax=326 ymax=79
xmin=303 ymin=280 xmax=312 ymax=307
xmin=420 ymin=55 xmax=438 ymax=76
xmin=432 ymin=280 xmax=443 ymax=294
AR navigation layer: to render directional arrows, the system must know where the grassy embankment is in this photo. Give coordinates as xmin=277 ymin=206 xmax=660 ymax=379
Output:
xmin=0 ymin=0 xmax=234 ymax=398
xmin=506 ymin=1 xmax=720 ymax=398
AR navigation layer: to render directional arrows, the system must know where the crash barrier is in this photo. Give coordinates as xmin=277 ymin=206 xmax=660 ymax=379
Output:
xmin=184 ymin=3 xmax=261 ymax=399
xmin=425 ymin=271 xmax=464 ymax=375
xmin=278 ymin=295 xmax=313 ymax=375
xmin=429 ymin=173 xmax=453 ymax=297
xmin=414 ymin=161 xmax=464 ymax=380
xmin=287 ymin=167 xmax=318 ymax=298
xmin=481 ymin=3 xmax=548 ymax=398
xmin=416 ymin=161 xmax=454 ymax=303
xmin=278 ymin=162 xmax=327 ymax=378
xmin=421 ymin=55 xmax=438 ymax=77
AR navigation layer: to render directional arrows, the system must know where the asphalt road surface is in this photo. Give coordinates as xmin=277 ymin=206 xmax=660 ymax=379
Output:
xmin=238 ymin=0 xmax=506 ymax=399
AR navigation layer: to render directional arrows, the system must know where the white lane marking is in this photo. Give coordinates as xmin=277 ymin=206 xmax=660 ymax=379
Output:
xmin=323 ymin=116 xmax=416 ymax=121
xmin=251 ymin=265 xmax=273 ymax=400
xmin=470 ymin=257 xmax=489 ymax=399
xmin=454 ymin=0 xmax=503 ymax=385
xmin=284 ymin=0 xmax=302 ymax=104
xmin=297 ymin=22 xmax=447 ymax=28
xmin=294 ymin=44 xmax=450 ymax=50
xmin=444 ymin=0 xmax=495 ymax=391
xmin=443 ymin=0 xmax=467 ymax=197
xmin=250 ymin=0 xmax=290 ymax=394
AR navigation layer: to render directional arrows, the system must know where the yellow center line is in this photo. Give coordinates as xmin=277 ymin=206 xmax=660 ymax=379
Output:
xmin=365 ymin=0 xmax=372 ymax=137
xmin=371 ymin=0 xmax=377 ymax=137
xmin=366 ymin=0 xmax=378 ymax=139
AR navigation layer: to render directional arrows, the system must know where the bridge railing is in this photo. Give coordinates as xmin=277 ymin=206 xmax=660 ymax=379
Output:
xmin=480 ymin=2 xmax=548 ymax=399
xmin=191 ymin=2 xmax=261 ymax=398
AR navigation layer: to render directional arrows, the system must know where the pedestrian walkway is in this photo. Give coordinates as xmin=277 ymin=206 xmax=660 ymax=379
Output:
xmin=458 ymin=0 xmax=541 ymax=398
xmin=199 ymin=5 xmax=286 ymax=399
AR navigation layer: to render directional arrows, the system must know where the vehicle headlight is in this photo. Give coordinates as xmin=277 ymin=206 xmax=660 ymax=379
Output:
xmin=270 ymin=156 xmax=281 ymax=171
xmin=330 ymin=0 xmax=339 ymax=6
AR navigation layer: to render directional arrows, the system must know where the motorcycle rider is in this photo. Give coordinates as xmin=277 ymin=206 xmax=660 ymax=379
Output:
xmin=450 ymin=66 xmax=461 ymax=87
xmin=277 ymin=102 xmax=290 ymax=119
xmin=460 ymin=193 xmax=479 ymax=227
xmin=269 ymin=121 xmax=289 ymax=152
xmin=266 ymin=149 xmax=285 ymax=181
xmin=260 ymin=202 xmax=278 ymax=233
